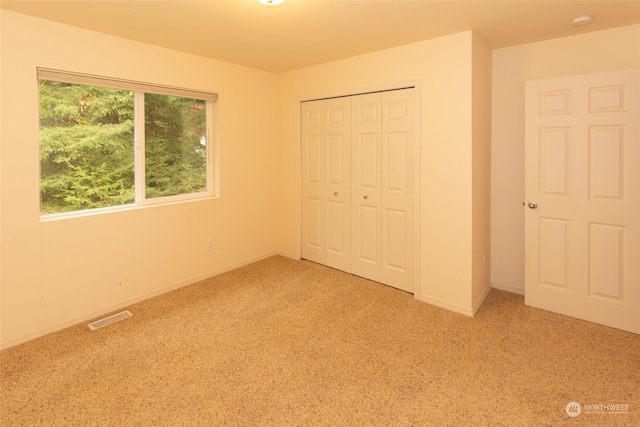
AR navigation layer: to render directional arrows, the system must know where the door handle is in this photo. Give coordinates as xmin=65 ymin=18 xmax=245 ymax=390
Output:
xmin=364 ymin=195 xmax=368 ymax=200
xmin=528 ymin=201 xmax=538 ymax=209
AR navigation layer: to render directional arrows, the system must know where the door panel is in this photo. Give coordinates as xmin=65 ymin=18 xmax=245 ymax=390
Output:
xmin=301 ymin=102 xmax=325 ymax=263
xmin=386 ymin=132 xmax=407 ymax=191
xmin=301 ymin=98 xmax=351 ymax=271
xmin=589 ymin=126 xmax=623 ymax=199
xmin=360 ymin=133 xmax=379 ymax=189
xmin=525 ymin=69 xmax=640 ymax=334
xmin=324 ymin=98 xmax=351 ymax=271
xmin=359 ymin=205 xmax=379 ymax=262
xmin=328 ymin=135 xmax=345 ymax=185
xmin=351 ymin=93 xmax=382 ymax=282
xmin=386 ymin=208 xmax=407 ymax=270
xmin=538 ymin=127 xmax=570 ymax=196
xmin=588 ymin=223 xmax=623 ymax=300
xmin=306 ymin=198 xmax=323 ymax=247
xmin=307 ymin=135 xmax=323 ymax=184
xmin=381 ymin=89 xmax=415 ymax=292
xmin=326 ymin=201 xmax=344 ymax=253
xmin=538 ymin=217 xmax=569 ymax=288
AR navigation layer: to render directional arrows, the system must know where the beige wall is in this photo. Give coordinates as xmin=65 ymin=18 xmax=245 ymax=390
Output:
xmin=2 ymin=13 xmax=488 ymax=347
xmin=471 ymin=34 xmax=492 ymax=312
xmin=0 ymin=11 xmax=281 ymax=348
xmin=491 ymin=24 xmax=640 ymax=294
xmin=277 ymin=31 xmax=484 ymax=315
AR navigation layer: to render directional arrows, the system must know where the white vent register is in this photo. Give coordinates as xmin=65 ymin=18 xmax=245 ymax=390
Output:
xmin=88 ymin=310 xmax=132 ymax=330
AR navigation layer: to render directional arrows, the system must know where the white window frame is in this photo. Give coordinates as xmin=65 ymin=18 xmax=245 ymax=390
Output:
xmin=38 ymin=68 xmax=219 ymax=220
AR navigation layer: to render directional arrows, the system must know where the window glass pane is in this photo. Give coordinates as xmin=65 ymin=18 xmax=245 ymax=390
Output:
xmin=39 ymin=81 xmax=135 ymax=214
xmin=144 ymin=94 xmax=207 ymax=199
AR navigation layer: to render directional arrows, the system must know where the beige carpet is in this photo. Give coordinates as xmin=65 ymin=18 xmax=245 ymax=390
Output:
xmin=2 ymin=256 xmax=639 ymax=426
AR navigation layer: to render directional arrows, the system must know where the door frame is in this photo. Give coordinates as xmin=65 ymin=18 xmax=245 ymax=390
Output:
xmin=294 ymin=79 xmax=423 ymax=298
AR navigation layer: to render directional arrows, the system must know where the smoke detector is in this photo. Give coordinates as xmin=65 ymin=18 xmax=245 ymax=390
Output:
xmin=571 ymin=15 xmax=593 ymax=27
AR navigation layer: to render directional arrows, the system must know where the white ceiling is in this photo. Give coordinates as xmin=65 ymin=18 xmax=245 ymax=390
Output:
xmin=2 ymin=0 xmax=639 ymax=73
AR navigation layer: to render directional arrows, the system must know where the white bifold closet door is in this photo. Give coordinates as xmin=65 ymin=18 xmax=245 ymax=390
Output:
xmin=351 ymin=89 xmax=415 ymax=292
xmin=301 ymin=88 xmax=415 ymax=293
xmin=301 ymin=97 xmax=352 ymax=272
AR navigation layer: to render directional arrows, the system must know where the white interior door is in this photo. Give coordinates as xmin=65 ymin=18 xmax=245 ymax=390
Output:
xmin=525 ymin=69 xmax=640 ymax=334
xmin=301 ymin=98 xmax=351 ymax=270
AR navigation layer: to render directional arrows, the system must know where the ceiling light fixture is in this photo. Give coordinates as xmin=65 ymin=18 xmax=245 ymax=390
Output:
xmin=571 ymin=15 xmax=593 ymax=27
xmin=257 ymin=0 xmax=286 ymax=6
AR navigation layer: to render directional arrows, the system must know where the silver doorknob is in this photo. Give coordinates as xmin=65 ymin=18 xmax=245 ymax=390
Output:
xmin=364 ymin=195 xmax=368 ymax=200
xmin=528 ymin=201 xmax=538 ymax=209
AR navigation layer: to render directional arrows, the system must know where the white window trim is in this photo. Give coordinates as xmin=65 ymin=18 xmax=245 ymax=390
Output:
xmin=37 ymin=68 xmax=218 ymax=101
xmin=38 ymin=68 xmax=219 ymax=220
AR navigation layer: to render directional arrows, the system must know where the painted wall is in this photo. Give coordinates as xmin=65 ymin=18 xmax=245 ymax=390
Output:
xmin=491 ymin=24 xmax=640 ymax=294
xmin=0 ymin=11 xmax=281 ymax=348
xmin=9 ymin=8 xmax=627 ymax=347
xmin=277 ymin=31 xmax=483 ymax=315
xmin=471 ymin=34 xmax=492 ymax=312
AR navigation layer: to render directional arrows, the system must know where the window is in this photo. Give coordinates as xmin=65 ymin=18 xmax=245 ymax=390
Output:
xmin=38 ymin=69 xmax=217 ymax=216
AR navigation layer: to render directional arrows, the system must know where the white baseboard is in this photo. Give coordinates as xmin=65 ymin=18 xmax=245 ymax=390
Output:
xmin=276 ymin=251 xmax=299 ymax=260
xmin=491 ymin=282 xmax=525 ymax=296
xmin=419 ymin=283 xmax=492 ymax=318
xmin=472 ymin=284 xmax=493 ymax=316
xmin=418 ymin=296 xmax=473 ymax=317
xmin=1 ymin=251 xmax=291 ymax=350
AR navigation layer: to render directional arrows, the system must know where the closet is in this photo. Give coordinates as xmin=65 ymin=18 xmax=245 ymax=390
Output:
xmin=301 ymin=88 xmax=415 ymax=293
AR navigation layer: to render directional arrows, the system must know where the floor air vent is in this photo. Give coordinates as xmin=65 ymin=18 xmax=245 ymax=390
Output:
xmin=88 ymin=310 xmax=132 ymax=330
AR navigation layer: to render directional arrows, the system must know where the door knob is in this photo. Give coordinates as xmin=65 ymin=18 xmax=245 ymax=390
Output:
xmin=334 ymin=192 xmax=338 ymax=196
xmin=528 ymin=201 xmax=538 ymax=209
xmin=364 ymin=195 xmax=368 ymax=200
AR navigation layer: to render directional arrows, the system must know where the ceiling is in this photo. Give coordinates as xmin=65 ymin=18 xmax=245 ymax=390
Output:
xmin=2 ymin=0 xmax=639 ymax=73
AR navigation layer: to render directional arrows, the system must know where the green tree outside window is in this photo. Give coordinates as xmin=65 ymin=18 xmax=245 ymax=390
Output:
xmin=39 ymin=80 xmax=210 ymax=215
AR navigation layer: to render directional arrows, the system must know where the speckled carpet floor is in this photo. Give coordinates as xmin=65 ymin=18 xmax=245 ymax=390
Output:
xmin=2 ymin=256 xmax=639 ymax=426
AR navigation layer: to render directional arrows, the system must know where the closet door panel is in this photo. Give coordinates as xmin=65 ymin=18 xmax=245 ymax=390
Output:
xmin=381 ymin=89 xmax=415 ymax=292
xmin=301 ymin=101 xmax=325 ymax=263
xmin=324 ymin=98 xmax=351 ymax=271
xmin=385 ymin=208 xmax=407 ymax=269
xmin=351 ymin=93 xmax=382 ymax=281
